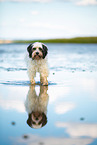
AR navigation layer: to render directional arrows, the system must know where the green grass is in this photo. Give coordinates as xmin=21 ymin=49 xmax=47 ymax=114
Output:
xmin=12 ymin=37 xmax=97 ymax=44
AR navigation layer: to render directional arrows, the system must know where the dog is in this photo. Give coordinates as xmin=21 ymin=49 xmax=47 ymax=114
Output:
xmin=25 ymin=85 xmax=49 ymax=129
xmin=26 ymin=42 xmax=49 ymax=85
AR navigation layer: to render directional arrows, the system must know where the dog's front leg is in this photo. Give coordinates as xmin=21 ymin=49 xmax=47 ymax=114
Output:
xmin=28 ymin=69 xmax=36 ymax=84
xmin=30 ymin=78 xmax=35 ymax=85
xmin=40 ymin=70 xmax=48 ymax=86
xmin=40 ymin=76 xmax=48 ymax=86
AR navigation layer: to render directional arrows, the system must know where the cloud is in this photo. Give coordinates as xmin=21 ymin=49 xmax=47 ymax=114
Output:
xmin=56 ymin=122 xmax=97 ymax=138
xmin=76 ymin=0 xmax=97 ymax=6
xmin=1 ymin=0 xmax=97 ymax=6
xmin=79 ymin=77 xmax=97 ymax=100
xmin=19 ymin=18 xmax=25 ymax=23
xmin=0 ymin=86 xmax=28 ymax=113
xmin=0 ymin=99 xmax=25 ymax=112
xmin=55 ymin=102 xmax=75 ymax=114
xmin=23 ymin=22 xmax=72 ymax=32
xmin=31 ymin=10 xmax=39 ymax=15
xmin=48 ymin=86 xmax=70 ymax=103
xmin=0 ymin=0 xmax=52 ymax=2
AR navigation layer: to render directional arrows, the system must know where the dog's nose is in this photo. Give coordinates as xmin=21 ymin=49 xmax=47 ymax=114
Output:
xmin=36 ymin=52 xmax=39 ymax=55
xmin=36 ymin=117 xmax=38 ymax=120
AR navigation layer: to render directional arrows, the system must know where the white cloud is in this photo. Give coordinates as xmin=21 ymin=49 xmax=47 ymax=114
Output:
xmin=31 ymin=10 xmax=39 ymax=15
xmin=24 ymin=22 xmax=67 ymax=30
xmin=55 ymin=102 xmax=75 ymax=114
xmin=0 ymin=86 xmax=28 ymax=113
xmin=19 ymin=18 xmax=25 ymax=23
xmin=79 ymin=77 xmax=97 ymax=100
xmin=48 ymin=86 xmax=70 ymax=103
xmin=76 ymin=0 xmax=97 ymax=6
xmin=0 ymin=0 xmax=97 ymax=5
xmin=0 ymin=99 xmax=25 ymax=112
xmin=0 ymin=0 xmax=52 ymax=2
xmin=56 ymin=122 xmax=97 ymax=138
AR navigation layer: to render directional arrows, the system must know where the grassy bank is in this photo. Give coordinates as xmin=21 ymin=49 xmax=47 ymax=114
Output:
xmin=13 ymin=37 xmax=97 ymax=44
xmin=1 ymin=37 xmax=97 ymax=44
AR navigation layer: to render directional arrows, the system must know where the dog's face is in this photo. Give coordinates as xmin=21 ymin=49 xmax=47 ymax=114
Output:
xmin=27 ymin=42 xmax=48 ymax=60
xmin=27 ymin=111 xmax=47 ymax=129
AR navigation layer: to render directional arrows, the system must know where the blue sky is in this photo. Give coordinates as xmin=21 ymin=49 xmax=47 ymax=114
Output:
xmin=0 ymin=0 xmax=97 ymax=40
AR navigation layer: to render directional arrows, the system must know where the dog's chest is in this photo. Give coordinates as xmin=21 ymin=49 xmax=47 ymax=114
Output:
xmin=34 ymin=61 xmax=41 ymax=72
xmin=31 ymin=59 xmax=45 ymax=72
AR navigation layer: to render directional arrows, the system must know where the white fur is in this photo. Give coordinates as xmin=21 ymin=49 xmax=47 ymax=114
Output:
xmin=32 ymin=42 xmax=42 ymax=48
xmin=25 ymin=86 xmax=49 ymax=128
xmin=25 ymin=86 xmax=49 ymax=115
xmin=25 ymin=42 xmax=49 ymax=85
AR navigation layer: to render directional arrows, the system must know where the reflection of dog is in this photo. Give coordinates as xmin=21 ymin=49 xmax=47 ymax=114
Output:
xmin=26 ymin=42 xmax=49 ymax=85
xmin=25 ymin=85 xmax=49 ymax=129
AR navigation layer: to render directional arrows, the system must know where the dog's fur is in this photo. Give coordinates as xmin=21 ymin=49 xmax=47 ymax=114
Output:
xmin=26 ymin=42 xmax=49 ymax=85
xmin=25 ymin=85 xmax=49 ymax=129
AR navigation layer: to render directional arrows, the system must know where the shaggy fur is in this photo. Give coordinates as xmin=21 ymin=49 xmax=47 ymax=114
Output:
xmin=25 ymin=85 xmax=49 ymax=129
xmin=26 ymin=42 xmax=49 ymax=85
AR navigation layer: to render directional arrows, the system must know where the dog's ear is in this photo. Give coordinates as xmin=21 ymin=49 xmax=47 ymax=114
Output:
xmin=42 ymin=44 xmax=48 ymax=59
xmin=42 ymin=113 xmax=47 ymax=127
xmin=27 ymin=114 xmax=32 ymax=127
xmin=27 ymin=44 xmax=33 ymax=58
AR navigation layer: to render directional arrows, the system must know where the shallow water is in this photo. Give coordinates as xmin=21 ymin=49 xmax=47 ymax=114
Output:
xmin=0 ymin=43 xmax=97 ymax=145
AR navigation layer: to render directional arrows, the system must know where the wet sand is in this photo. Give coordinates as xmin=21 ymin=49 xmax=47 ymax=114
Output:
xmin=0 ymin=43 xmax=97 ymax=145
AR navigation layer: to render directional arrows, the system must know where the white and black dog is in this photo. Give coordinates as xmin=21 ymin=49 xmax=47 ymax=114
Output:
xmin=26 ymin=42 xmax=49 ymax=85
xmin=25 ymin=85 xmax=49 ymax=129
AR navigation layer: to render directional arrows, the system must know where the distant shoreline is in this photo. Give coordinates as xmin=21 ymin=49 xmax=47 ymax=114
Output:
xmin=0 ymin=37 xmax=97 ymax=44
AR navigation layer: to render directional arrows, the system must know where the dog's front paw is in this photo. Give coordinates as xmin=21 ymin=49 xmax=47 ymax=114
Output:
xmin=40 ymin=76 xmax=48 ymax=86
xmin=30 ymin=79 xmax=35 ymax=85
xmin=42 ymin=81 xmax=48 ymax=86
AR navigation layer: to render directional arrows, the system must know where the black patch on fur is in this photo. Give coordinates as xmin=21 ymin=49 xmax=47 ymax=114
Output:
xmin=27 ymin=112 xmax=47 ymax=128
xmin=42 ymin=112 xmax=47 ymax=127
xmin=42 ymin=44 xmax=48 ymax=59
xmin=27 ymin=114 xmax=32 ymax=127
xmin=27 ymin=44 xmax=33 ymax=58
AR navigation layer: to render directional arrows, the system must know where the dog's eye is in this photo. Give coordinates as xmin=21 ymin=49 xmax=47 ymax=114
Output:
xmin=32 ymin=121 xmax=36 ymax=124
xmin=39 ymin=121 xmax=42 ymax=125
xmin=33 ymin=48 xmax=36 ymax=50
xmin=39 ymin=47 xmax=42 ymax=51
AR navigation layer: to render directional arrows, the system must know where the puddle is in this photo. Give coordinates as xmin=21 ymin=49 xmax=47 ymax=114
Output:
xmin=0 ymin=81 xmax=57 ymax=86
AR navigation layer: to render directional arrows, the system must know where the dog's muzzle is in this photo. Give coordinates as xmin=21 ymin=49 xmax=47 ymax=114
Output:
xmin=36 ymin=52 xmax=39 ymax=55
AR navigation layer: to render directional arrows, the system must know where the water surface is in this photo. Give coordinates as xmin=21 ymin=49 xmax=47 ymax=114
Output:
xmin=0 ymin=43 xmax=97 ymax=145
